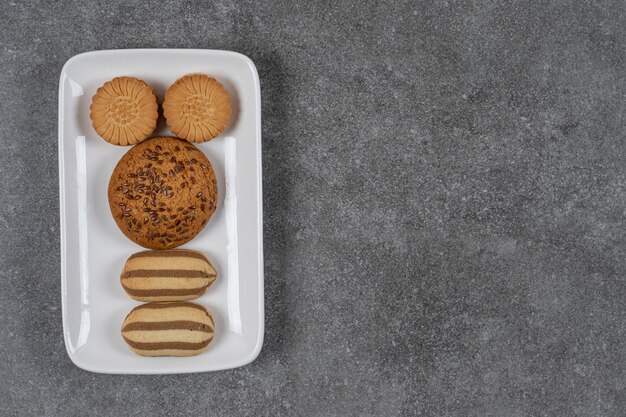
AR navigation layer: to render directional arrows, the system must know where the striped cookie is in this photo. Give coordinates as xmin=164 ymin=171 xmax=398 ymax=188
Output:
xmin=121 ymin=302 xmax=215 ymax=357
xmin=121 ymin=249 xmax=217 ymax=302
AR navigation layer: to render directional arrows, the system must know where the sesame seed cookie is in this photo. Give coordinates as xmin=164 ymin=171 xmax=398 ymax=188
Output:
xmin=108 ymin=137 xmax=218 ymax=249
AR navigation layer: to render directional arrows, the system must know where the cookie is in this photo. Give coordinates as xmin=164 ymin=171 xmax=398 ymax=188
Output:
xmin=162 ymin=74 xmax=231 ymax=143
xmin=121 ymin=302 xmax=214 ymax=357
xmin=121 ymin=249 xmax=217 ymax=302
xmin=89 ymin=77 xmax=158 ymax=146
xmin=108 ymin=136 xmax=218 ymax=249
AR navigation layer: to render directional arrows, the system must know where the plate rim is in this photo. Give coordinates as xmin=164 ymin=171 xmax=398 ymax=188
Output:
xmin=58 ymin=48 xmax=264 ymax=374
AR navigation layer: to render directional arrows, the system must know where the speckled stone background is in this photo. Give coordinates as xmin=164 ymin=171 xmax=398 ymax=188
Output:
xmin=0 ymin=1 xmax=624 ymax=416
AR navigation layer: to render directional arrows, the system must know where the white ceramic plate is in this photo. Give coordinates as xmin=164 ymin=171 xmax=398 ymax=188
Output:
xmin=58 ymin=49 xmax=263 ymax=374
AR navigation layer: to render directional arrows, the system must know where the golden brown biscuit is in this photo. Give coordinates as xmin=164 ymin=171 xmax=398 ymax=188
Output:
xmin=121 ymin=302 xmax=214 ymax=357
xmin=89 ymin=77 xmax=158 ymax=146
xmin=108 ymin=137 xmax=218 ymax=249
xmin=121 ymin=249 xmax=217 ymax=302
xmin=162 ymin=74 xmax=231 ymax=143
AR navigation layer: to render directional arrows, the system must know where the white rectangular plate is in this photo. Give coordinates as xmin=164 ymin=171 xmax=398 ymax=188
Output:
xmin=58 ymin=49 xmax=263 ymax=374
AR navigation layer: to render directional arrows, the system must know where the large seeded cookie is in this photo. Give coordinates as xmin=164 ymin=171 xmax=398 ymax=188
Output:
xmin=162 ymin=74 xmax=231 ymax=143
xmin=121 ymin=302 xmax=215 ymax=357
xmin=90 ymin=77 xmax=158 ymax=146
xmin=121 ymin=249 xmax=217 ymax=302
xmin=108 ymin=136 xmax=218 ymax=249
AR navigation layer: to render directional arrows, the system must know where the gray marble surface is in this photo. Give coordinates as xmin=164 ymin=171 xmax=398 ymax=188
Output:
xmin=0 ymin=1 xmax=624 ymax=416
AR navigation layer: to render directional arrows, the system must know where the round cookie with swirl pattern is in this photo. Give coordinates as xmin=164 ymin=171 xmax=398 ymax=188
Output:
xmin=90 ymin=76 xmax=158 ymax=146
xmin=163 ymin=74 xmax=231 ymax=143
xmin=108 ymin=136 xmax=218 ymax=249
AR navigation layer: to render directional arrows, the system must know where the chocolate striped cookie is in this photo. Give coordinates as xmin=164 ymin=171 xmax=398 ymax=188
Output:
xmin=121 ymin=302 xmax=215 ymax=357
xmin=121 ymin=249 xmax=217 ymax=302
